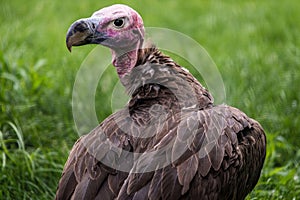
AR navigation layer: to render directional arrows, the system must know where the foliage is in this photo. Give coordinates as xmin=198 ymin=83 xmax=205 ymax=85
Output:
xmin=0 ymin=0 xmax=299 ymax=199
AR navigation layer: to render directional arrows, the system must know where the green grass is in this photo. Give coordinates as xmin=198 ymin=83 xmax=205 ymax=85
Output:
xmin=1 ymin=0 xmax=299 ymax=199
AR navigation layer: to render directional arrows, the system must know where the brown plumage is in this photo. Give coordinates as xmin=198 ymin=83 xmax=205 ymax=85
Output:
xmin=56 ymin=4 xmax=266 ymax=200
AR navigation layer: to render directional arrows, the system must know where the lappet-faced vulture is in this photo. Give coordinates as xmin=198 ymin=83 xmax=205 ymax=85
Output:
xmin=56 ymin=4 xmax=266 ymax=200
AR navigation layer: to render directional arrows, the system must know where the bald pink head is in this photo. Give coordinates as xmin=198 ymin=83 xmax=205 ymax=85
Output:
xmin=91 ymin=4 xmax=145 ymax=50
xmin=66 ymin=4 xmax=145 ymax=78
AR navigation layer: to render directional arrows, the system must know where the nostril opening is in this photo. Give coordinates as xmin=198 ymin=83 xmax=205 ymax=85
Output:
xmin=74 ymin=21 xmax=89 ymax=32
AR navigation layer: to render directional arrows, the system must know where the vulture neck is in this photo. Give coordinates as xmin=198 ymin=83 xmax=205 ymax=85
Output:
xmin=112 ymin=49 xmax=138 ymax=78
xmin=111 ymin=40 xmax=143 ymax=78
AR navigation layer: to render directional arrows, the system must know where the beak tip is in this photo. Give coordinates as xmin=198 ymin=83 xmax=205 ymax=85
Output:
xmin=67 ymin=45 xmax=72 ymax=52
xmin=66 ymin=37 xmax=73 ymax=52
xmin=66 ymin=31 xmax=71 ymax=52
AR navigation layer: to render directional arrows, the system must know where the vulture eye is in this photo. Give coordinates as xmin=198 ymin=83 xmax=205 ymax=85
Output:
xmin=113 ymin=18 xmax=125 ymax=28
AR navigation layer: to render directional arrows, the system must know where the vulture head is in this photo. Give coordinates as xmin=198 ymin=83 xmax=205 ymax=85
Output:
xmin=66 ymin=4 xmax=145 ymax=77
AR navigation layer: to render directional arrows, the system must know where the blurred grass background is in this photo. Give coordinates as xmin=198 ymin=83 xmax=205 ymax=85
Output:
xmin=0 ymin=0 xmax=299 ymax=199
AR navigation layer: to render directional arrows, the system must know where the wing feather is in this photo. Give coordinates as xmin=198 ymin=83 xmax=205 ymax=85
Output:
xmin=161 ymin=166 xmax=182 ymax=200
xmin=177 ymin=154 xmax=199 ymax=194
xmin=148 ymin=169 xmax=163 ymax=200
xmin=55 ymin=168 xmax=77 ymax=200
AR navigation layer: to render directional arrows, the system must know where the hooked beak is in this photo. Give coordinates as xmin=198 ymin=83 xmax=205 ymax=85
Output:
xmin=66 ymin=18 xmax=107 ymax=52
